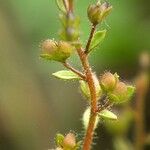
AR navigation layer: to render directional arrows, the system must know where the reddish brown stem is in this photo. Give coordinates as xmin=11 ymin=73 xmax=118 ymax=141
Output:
xmin=63 ymin=2 xmax=99 ymax=149
xmin=85 ymin=24 xmax=97 ymax=53
xmin=76 ymin=47 xmax=98 ymax=150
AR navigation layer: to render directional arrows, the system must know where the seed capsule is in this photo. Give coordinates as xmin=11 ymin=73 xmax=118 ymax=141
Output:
xmin=63 ymin=133 xmax=76 ymax=148
xmin=114 ymin=82 xmax=127 ymax=95
xmin=100 ymin=72 xmax=117 ymax=92
xmin=41 ymin=39 xmax=57 ymax=55
xmin=87 ymin=2 xmax=112 ymax=25
xmin=40 ymin=40 xmax=73 ymax=62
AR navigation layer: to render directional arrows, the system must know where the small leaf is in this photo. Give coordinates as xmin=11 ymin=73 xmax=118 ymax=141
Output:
xmin=82 ymin=107 xmax=99 ymax=129
xmin=55 ymin=0 xmax=66 ymax=13
xmin=98 ymin=109 xmax=117 ymax=120
xmin=52 ymin=70 xmax=81 ymax=80
xmin=80 ymin=80 xmax=91 ymax=99
xmin=80 ymin=74 xmax=102 ymax=100
xmin=127 ymin=86 xmax=135 ymax=99
xmin=89 ymin=29 xmax=107 ymax=51
xmin=55 ymin=133 xmax=64 ymax=147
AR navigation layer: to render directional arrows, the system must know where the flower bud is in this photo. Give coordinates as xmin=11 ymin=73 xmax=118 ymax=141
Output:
xmin=87 ymin=2 xmax=112 ymax=25
xmin=63 ymin=133 xmax=76 ymax=148
xmin=100 ymin=72 xmax=117 ymax=92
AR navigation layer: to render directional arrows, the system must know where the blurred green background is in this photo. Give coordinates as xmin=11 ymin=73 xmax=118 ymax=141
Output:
xmin=0 ymin=0 xmax=150 ymax=149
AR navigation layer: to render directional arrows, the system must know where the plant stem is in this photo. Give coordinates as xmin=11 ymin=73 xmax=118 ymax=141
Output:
xmin=68 ymin=0 xmax=73 ymax=12
xmin=76 ymin=47 xmax=98 ymax=150
xmin=65 ymin=2 xmax=98 ymax=149
xmin=134 ymin=72 xmax=149 ymax=150
xmin=63 ymin=61 xmax=86 ymax=80
xmin=85 ymin=24 xmax=97 ymax=54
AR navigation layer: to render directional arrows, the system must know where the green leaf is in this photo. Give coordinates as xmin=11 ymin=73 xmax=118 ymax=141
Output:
xmin=89 ymin=29 xmax=107 ymax=51
xmin=98 ymin=109 xmax=117 ymax=120
xmin=55 ymin=133 xmax=64 ymax=147
xmin=55 ymin=0 xmax=66 ymax=13
xmin=52 ymin=70 xmax=81 ymax=80
xmin=80 ymin=80 xmax=91 ymax=99
xmin=80 ymin=75 xmax=102 ymax=100
xmin=82 ymin=107 xmax=99 ymax=129
xmin=127 ymin=86 xmax=135 ymax=99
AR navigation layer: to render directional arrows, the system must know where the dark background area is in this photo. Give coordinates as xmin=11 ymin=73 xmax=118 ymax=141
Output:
xmin=0 ymin=0 xmax=150 ymax=149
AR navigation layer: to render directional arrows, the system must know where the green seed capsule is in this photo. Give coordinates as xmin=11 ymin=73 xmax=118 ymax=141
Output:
xmin=40 ymin=40 xmax=73 ymax=62
xmin=100 ymin=72 xmax=117 ymax=92
xmin=87 ymin=2 xmax=112 ymax=25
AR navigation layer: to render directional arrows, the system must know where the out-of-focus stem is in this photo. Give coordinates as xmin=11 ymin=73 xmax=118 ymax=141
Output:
xmin=134 ymin=52 xmax=150 ymax=150
xmin=134 ymin=72 xmax=149 ymax=150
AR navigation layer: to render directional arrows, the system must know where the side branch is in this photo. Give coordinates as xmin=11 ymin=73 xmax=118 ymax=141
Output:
xmin=85 ymin=24 xmax=97 ymax=53
xmin=63 ymin=61 xmax=86 ymax=80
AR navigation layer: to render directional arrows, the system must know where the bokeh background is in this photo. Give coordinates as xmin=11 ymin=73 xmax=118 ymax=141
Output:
xmin=0 ymin=0 xmax=150 ymax=150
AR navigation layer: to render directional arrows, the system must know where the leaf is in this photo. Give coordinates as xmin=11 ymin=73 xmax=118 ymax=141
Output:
xmin=55 ymin=0 xmax=66 ymax=13
xmin=55 ymin=133 xmax=64 ymax=147
xmin=98 ymin=109 xmax=117 ymax=120
xmin=80 ymin=80 xmax=91 ymax=99
xmin=82 ymin=107 xmax=99 ymax=129
xmin=127 ymin=86 xmax=135 ymax=99
xmin=89 ymin=29 xmax=107 ymax=51
xmin=80 ymin=74 xmax=102 ymax=100
xmin=52 ymin=70 xmax=81 ymax=80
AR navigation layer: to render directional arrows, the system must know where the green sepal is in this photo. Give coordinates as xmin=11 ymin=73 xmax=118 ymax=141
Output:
xmin=40 ymin=54 xmax=53 ymax=61
xmin=89 ymin=29 xmax=107 ymax=52
xmin=108 ymin=85 xmax=135 ymax=103
xmin=73 ymin=141 xmax=82 ymax=150
xmin=55 ymin=133 xmax=64 ymax=147
xmin=40 ymin=50 xmax=71 ymax=63
xmin=52 ymin=70 xmax=81 ymax=80
xmin=108 ymin=93 xmax=120 ymax=103
xmin=98 ymin=109 xmax=117 ymax=120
